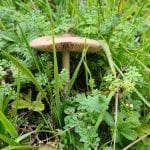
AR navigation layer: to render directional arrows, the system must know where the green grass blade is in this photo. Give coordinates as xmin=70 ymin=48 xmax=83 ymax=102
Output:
xmin=2 ymin=51 xmax=46 ymax=99
xmin=44 ymin=0 xmax=55 ymax=21
xmin=17 ymin=24 xmax=52 ymax=105
xmin=0 ymin=133 xmax=19 ymax=146
xmin=51 ymin=30 xmax=62 ymax=128
xmin=2 ymin=145 xmax=36 ymax=150
xmin=133 ymin=88 xmax=150 ymax=108
xmin=13 ymin=70 xmax=21 ymax=120
xmin=15 ymin=131 xmax=36 ymax=143
xmin=125 ymin=49 xmax=150 ymax=73
xmin=99 ymin=40 xmax=116 ymax=77
xmin=67 ymin=46 xmax=88 ymax=93
xmin=0 ymin=110 xmax=18 ymax=138
xmin=0 ymin=87 xmax=4 ymax=111
xmin=17 ymin=24 xmax=41 ymax=74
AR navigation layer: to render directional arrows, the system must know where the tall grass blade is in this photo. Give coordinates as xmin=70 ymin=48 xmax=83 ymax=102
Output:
xmin=0 ymin=110 xmax=18 ymax=138
xmin=17 ymin=24 xmax=41 ymax=74
xmin=2 ymin=145 xmax=36 ymax=150
xmin=2 ymin=51 xmax=46 ymax=99
xmin=99 ymin=40 xmax=116 ymax=77
xmin=15 ymin=131 xmax=36 ymax=143
xmin=67 ymin=44 xmax=88 ymax=93
xmin=133 ymin=88 xmax=150 ymax=108
xmin=125 ymin=49 xmax=150 ymax=72
xmin=0 ymin=87 xmax=4 ymax=111
xmin=0 ymin=134 xmax=19 ymax=146
xmin=51 ymin=30 xmax=62 ymax=128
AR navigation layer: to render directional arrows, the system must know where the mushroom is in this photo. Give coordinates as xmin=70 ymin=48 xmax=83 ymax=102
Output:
xmin=30 ymin=34 xmax=101 ymax=90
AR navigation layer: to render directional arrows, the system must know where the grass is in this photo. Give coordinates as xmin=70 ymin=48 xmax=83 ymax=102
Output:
xmin=0 ymin=0 xmax=150 ymax=149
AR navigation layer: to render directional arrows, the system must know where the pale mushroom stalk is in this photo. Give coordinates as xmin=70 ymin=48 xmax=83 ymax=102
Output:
xmin=62 ymin=50 xmax=70 ymax=92
xmin=62 ymin=50 xmax=70 ymax=78
xmin=60 ymin=33 xmax=72 ymax=79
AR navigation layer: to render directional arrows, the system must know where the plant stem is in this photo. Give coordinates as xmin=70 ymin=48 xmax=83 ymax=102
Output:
xmin=122 ymin=132 xmax=150 ymax=150
xmin=113 ymin=91 xmax=119 ymax=150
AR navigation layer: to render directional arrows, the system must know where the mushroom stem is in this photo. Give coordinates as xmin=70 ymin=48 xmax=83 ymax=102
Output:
xmin=62 ymin=51 xmax=70 ymax=74
xmin=62 ymin=51 xmax=70 ymax=92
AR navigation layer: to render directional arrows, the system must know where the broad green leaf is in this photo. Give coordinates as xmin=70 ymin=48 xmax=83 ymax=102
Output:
xmin=104 ymin=111 xmax=114 ymax=126
xmin=32 ymin=100 xmax=44 ymax=112
xmin=1 ymin=32 xmax=17 ymax=42
xmin=121 ymin=128 xmax=137 ymax=140
xmin=77 ymin=94 xmax=102 ymax=113
xmin=12 ymin=99 xmax=32 ymax=110
xmin=12 ymin=99 xmax=44 ymax=112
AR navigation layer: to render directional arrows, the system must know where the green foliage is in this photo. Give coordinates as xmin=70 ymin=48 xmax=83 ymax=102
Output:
xmin=0 ymin=0 xmax=149 ymax=149
xmin=104 ymin=66 xmax=143 ymax=92
xmin=61 ymin=91 xmax=109 ymax=149
xmin=0 ymin=110 xmax=18 ymax=138
xmin=12 ymin=92 xmax=44 ymax=112
xmin=2 ymin=51 xmax=46 ymax=98
xmin=0 ymin=84 xmax=16 ymax=112
xmin=100 ymin=13 xmax=121 ymax=39
xmin=51 ymin=68 xmax=69 ymax=91
xmin=0 ymin=6 xmax=51 ymax=67
xmin=115 ymin=111 xmax=140 ymax=142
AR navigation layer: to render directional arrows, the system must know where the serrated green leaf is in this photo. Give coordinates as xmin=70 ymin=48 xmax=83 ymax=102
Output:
xmin=78 ymin=95 xmax=101 ymax=112
xmin=64 ymin=107 xmax=75 ymax=115
xmin=12 ymin=99 xmax=32 ymax=110
xmin=76 ymin=94 xmax=107 ymax=113
xmin=12 ymin=99 xmax=44 ymax=112
xmin=1 ymin=32 xmax=18 ymax=42
xmin=121 ymin=128 xmax=137 ymax=140
xmin=104 ymin=112 xmax=114 ymax=126
xmin=32 ymin=100 xmax=44 ymax=112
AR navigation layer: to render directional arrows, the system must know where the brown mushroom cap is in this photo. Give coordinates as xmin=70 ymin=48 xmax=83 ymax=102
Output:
xmin=30 ymin=35 xmax=101 ymax=53
xmin=30 ymin=34 xmax=101 ymax=92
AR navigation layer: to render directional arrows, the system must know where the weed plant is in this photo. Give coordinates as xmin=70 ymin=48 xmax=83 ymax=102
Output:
xmin=0 ymin=0 xmax=150 ymax=149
